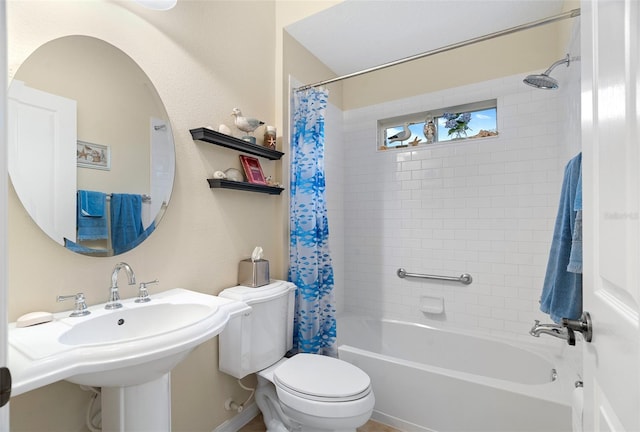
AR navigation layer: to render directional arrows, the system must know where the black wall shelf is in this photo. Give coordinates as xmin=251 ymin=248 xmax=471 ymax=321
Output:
xmin=190 ymin=127 xmax=284 ymax=160
xmin=207 ymin=179 xmax=284 ymax=195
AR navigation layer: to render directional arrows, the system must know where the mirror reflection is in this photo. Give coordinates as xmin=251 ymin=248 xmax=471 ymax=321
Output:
xmin=8 ymin=36 xmax=175 ymax=257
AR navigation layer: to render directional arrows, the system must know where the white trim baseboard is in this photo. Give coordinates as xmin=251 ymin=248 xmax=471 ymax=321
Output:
xmin=371 ymin=410 xmax=431 ymax=432
xmin=212 ymin=403 xmax=260 ymax=432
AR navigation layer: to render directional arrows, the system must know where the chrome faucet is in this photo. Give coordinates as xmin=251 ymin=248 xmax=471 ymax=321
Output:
xmin=106 ymin=262 xmax=136 ymax=310
xmin=529 ymin=320 xmax=575 ymax=345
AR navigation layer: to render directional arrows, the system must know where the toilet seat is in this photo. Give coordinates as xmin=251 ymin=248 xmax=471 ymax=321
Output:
xmin=274 ymin=353 xmax=371 ymax=402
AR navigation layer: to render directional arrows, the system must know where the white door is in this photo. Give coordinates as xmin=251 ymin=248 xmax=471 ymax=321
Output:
xmin=7 ymin=80 xmax=77 ymax=245
xmin=1 ymin=2 xmax=9 ymax=428
xmin=582 ymin=0 xmax=640 ymax=430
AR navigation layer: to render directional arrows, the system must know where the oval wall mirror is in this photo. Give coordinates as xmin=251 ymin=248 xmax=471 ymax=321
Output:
xmin=8 ymin=35 xmax=175 ymax=257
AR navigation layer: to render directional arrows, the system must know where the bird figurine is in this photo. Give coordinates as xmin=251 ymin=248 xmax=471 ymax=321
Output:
xmin=387 ymin=122 xmax=411 ymax=144
xmin=231 ymin=108 xmax=265 ymax=142
xmin=423 ymin=118 xmax=436 ymax=143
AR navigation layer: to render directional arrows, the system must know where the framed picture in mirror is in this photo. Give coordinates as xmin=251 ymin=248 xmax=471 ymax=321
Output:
xmin=77 ymin=140 xmax=111 ymax=170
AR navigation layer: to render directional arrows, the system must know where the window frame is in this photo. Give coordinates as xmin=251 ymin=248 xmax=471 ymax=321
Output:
xmin=378 ymin=99 xmax=498 ymax=151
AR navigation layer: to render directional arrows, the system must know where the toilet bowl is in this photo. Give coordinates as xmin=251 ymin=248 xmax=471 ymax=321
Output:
xmin=218 ymin=281 xmax=375 ymax=431
xmin=256 ymin=355 xmax=374 ymax=431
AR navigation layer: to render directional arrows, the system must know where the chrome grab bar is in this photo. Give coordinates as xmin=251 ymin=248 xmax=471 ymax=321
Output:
xmin=397 ymin=268 xmax=473 ymax=285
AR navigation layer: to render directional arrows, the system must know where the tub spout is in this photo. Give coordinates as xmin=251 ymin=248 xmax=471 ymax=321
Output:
xmin=529 ymin=320 xmax=575 ymax=345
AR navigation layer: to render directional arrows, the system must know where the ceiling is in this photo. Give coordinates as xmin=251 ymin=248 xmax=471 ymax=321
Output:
xmin=285 ymin=0 xmax=566 ymax=77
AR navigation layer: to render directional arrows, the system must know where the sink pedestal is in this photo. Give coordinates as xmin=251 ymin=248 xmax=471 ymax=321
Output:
xmin=101 ymin=373 xmax=171 ymax=431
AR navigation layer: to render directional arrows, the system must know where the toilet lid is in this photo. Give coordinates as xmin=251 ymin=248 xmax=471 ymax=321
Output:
xmin=273 ymin=353 xmax=371 ymax=402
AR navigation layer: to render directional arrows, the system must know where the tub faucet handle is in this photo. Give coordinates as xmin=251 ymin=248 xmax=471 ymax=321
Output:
xmin=561 ymin=312 xmax=593 ymax=343
xmin=566 ymin=328 xmax=576 ymax=346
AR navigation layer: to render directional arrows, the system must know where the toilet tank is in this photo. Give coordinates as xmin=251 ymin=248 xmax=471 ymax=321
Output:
xmin=218 ymin=281 xmax=296 ymax=379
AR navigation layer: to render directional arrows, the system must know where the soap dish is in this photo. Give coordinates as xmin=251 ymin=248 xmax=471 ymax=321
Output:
xmin=419 ymin=296 xmax=444 ymax=315
xmin=16 ymin=311 xmax=53 ymax=328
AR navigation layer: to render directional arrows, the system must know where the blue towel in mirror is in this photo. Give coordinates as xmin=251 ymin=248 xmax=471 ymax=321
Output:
xmin=123 ymin=221 xmax=156 ymax=253
xmin=64 ymin=238 xmax=105 ymax=256
xmin=76 ymin=190 xmax=108 ymax=240
xmin=79 ymin=189 xmax=105 ymax=217
xmin=110 ymin=193 xmax=144 ymax=255
xmin=540 ymin=153 xmax=582 ymax=323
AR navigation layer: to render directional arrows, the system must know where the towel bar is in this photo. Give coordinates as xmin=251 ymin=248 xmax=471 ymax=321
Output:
xmin=397 ymin=268 xmax=473 ymax=285
xmin=105 ymin=193 xmax=151 ymax=202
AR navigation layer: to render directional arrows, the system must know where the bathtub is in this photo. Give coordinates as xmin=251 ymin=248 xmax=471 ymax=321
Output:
xmin=337 ymin=316 xmax=573 ymax=432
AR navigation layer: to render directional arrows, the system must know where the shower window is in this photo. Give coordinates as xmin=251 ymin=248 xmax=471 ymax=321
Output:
xmin=378 ymin=99 xmax=498 ymax=151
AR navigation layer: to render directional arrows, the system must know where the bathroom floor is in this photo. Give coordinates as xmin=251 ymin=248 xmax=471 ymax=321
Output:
xmin=239 ymin=414 xmax=401 ymax=432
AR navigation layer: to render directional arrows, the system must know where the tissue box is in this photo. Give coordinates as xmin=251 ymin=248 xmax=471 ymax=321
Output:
xmin=238 ymin=259 xmax=270 ymax=287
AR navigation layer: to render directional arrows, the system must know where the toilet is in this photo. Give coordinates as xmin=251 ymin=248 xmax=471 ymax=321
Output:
xmin=218 ymin=281 xmax=375 ymax=432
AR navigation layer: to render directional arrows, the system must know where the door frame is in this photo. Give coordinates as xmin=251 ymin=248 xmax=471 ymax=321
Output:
xmin=1 ymin=0 xmax=11 ymax=427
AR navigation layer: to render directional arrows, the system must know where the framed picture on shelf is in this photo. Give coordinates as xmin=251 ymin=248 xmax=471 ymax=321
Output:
xmin=239 ymin=155 xmax=267 ymax=185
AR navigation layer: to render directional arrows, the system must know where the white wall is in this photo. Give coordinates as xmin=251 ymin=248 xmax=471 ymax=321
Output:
xmin=337 ymin=66 xmax=581 ymax=342
xmin=324 ymin=102 xmax=345 ymax=313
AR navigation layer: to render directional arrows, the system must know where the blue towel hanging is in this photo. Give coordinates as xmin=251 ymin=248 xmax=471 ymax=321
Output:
xmin=568 ymin=168 xmax=583 ymax=273
xmin=110 ymin=193 xmax=144 ymax=255
xmin=540 ymin=153 xmax=582 ymax=323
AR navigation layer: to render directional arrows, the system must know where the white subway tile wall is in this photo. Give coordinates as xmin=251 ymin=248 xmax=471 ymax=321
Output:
xmin=324 ymin=103 xmax=345 ymax=314
xmin=325 ymin=72 xmax=580 ymax=342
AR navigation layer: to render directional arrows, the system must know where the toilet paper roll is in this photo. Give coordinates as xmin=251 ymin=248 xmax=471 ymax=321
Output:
xmin=572 ymin=385 xmax=584 ymax=432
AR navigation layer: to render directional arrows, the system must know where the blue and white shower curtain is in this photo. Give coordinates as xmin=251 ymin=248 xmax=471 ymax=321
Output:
xmin=289 ymin=87 xmax=337 ymax=357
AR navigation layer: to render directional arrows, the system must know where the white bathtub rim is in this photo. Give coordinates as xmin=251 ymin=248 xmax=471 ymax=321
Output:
xmin=338 ymin=313 xmax=572 ymax=358
xmin=338 ymin=344 xmax=569 ymax=407
xmin=337 ymin=314 xmax=577 ymax=406
xmin=337 ymin=313 xmax=581 ymax=375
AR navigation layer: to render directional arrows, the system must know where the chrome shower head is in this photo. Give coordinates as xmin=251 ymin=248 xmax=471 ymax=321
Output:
xmin=523 ymin=54 xmax=571 ymax=89
xmin=523 ymin=73 xmax=559 ymax=89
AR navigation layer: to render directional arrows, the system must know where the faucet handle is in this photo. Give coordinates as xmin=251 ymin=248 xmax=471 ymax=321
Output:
xmin=135 ymin=279 xmax=159 ymax=303
xmin=57 ymin=292 xmax=90 ymax=317
xmin=562 ymin=311 xmax=593 ymax=343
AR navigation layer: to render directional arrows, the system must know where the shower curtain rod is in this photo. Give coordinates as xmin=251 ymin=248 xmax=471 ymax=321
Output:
xmin=294 ymin=8 xmax=580 ymax=92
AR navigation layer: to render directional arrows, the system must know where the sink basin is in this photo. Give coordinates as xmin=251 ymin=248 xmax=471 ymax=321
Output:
xmin=8 ymin=288 xmax=250 ymax=393
xmin=59 ymin=303 xmax=213 ymax=346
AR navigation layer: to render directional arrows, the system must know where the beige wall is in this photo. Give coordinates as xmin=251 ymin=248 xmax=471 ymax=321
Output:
xmin=279 ymin=2 xmax=576 ymax=112
xmin=341 ymin=16 xmax=574 ymax=111
xmin=8 ymin=1 xmax=279 ymax=430
xmin=274 ymin=0 xmax=342 ymax=119
xmin=279 ymin=1 xmax=577 ymax=112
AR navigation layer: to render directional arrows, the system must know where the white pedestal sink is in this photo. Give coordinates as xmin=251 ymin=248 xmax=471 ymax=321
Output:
xmin=8 ymin=288 xmax=251 ymax=431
